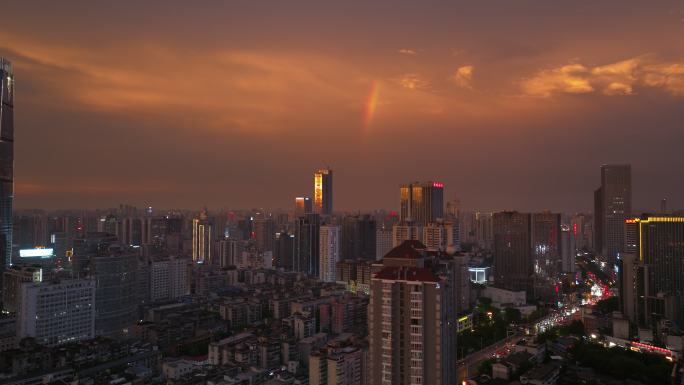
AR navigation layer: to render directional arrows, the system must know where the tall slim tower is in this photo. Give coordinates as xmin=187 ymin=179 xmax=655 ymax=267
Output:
xmin=595 ymin=164 xmax=631 ymax=265
xmin=0 ymin=58 xmax=14 ymax=271
xmin=192 ymin=208 xmax=213 ymax=264
xmin=314 ymin=168 xmax=333 ymax=216
xmin=319 ymin=225 xmax=340 ymax=282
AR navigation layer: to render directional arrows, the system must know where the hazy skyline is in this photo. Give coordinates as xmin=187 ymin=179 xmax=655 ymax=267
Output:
xmin=2 ymin=1 xmax=683 ymax=212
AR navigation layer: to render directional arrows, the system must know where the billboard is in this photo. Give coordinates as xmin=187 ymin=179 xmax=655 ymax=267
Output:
xmin=19 ymin=248 xmax=55 ymax=258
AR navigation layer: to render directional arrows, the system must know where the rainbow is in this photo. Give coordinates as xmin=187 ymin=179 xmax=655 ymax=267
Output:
xmin=363 ymin=80 xmax=380 ymax=131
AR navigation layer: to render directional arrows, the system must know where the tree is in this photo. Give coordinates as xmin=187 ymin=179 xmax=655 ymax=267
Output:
xmin=504 ymin=307 xmax=522 ymax=324
xmin=478 ymin=358 xmax=494 ymax=376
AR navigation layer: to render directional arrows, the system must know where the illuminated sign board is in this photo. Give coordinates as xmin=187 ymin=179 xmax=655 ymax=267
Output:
xmin=19 ymin=248 xmax=54 ymax=258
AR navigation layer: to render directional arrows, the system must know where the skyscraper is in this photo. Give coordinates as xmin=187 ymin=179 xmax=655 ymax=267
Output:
xmin=294 ymin=196 xmax=313 ymax=218
xmin=319 ymin=225 xmax=340 ymax=282
xmin=341 ymin=214 xmax=376 ymax=261
xmin=594 ymin=164 xmax=632 ymax=265
xmin=368 ymin=240 xmax=456 ymax=385
xmin=492 ymin=211 xmax=532 ymax=293
xmin=399 ymin=181 xmax=444 ymax=225
xmin=0 ymin=58 xmax=14 ymax=271
xmin=619 ymin=215 xmax=684 ymax=327
xmin=531 ymin=211 xmax=561 ymax=278
xmin=253 ymin=217 xmax=275 ymax=253
xmin=314 ymin=168 xmax=333 ymax=216
xmin=295 ymin=213 xmax=320 ymax=276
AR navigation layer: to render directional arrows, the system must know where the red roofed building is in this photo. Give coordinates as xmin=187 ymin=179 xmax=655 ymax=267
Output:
xmin=368 ymin=240 xmax=456 ymax=385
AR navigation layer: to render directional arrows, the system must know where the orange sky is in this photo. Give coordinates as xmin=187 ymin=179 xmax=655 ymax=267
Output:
xmin=2 ymin=1 xmax=684 ymax=211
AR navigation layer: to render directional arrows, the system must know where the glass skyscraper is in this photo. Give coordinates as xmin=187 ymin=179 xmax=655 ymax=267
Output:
xmin=0 ymin=58 xmax=14 ymax=271
xmin=313 ymin=168 xmax=333 ymax=216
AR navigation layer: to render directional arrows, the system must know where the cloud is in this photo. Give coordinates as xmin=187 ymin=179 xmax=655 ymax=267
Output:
xmin=520 ymin=64 xmax=593 ymax=97
xmin=398 ymin=49 xmax=417 ymax=55
xmin=394 ymin=73 xmax=430 ymax=90
xmin=452 ymin=65 xmax=475 ymax=89
xmin=520 ymin=56 xmax=684 ymax=97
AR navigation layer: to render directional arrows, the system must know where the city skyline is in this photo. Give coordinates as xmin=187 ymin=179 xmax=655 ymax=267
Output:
xmin=0 ymin=1 xmax=683 ymax=212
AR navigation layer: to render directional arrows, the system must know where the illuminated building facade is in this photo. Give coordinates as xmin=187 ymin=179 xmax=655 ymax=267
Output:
xmin=594 ymin=164 xmax=631 ymax=265
xmin=619 ymin=215 xmax=684 ymax=327
xmin=399 ymin=181 xmax=444 ymax=225
xmin=314 ymin=168 xmax=333 ymax=216
xmin=192 ymin=209 xmax=213 ymax=264
xmin=0 ymin=58 xmax=14 ymax=271
xmin=17 ymin=279 xmax=95 ymax=347
xmin=294 ymin=196 xmax=313 ymax=218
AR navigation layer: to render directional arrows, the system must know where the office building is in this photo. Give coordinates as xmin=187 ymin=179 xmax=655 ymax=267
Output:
xmin=0 ymin=58 xmax=14 ymax=272
xmin=295 ymin=197 xmax=313 ymax=218
xmin=273 ymin=231 xmax=295 ymax=270
xmin=368 ymin=240 xmax=456 ymax=385
xmin=319 ymin=225 xmax=340 ymax=282
xmin=150 ymin=257 xmax=190 ymax=302
xmin=399 ymin=181 xmax=444 ymax=225
xmin=594 ymin=164 xmax=631 ymax=264
xmin=192 ymin=209 xmax=213 ymax=264
xmin=314 ymin=168 xmax=333 ymax=216
xmin=253 ymin=217 xmax=275 ymax=253
xmin=341 ymin=214 xmax=376 ymax=261
xmin=619 ymin=215 xmax=684 ymax=326
xmin=492 ymin=211 xmax=532 ymax=293
xmin=560 ymin=225 xmax=576 ymax=273
xmin=218 ymin=238 xmax=243 ymax=268
xmin=2 ymin=265 xmax=43 ymax=313
xmin=295 ymin=213 xmax=320 ymax=276
xmin=17 ymin=279 xmax=95 ymax=346
xmin=531 ymin=211 xmax=561 ymax=278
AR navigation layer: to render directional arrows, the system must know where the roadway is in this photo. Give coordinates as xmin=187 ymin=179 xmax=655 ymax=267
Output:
xmin=456 ymin=332 xmax=525 ymax=382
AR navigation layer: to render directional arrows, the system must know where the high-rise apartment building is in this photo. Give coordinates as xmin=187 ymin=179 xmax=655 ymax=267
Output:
xmin=399 ymin=181 xmax=444 ymax=225
xmin=0 ymin=58 xmax=14 ymax=272
xmin=319 ymin=225 xmax=340 ymax=282
xmin=273 ymin=231 xmax=295 ymax=270
xmin=594 ymin=164 xmax=631 ymax=264
xmin=314 ymin=168 xmax=333 ymax=216
xmin=422 ymin=221 xmax=455 ymax=252
xmin=492 ymin=211 xmax=532 ymax=293
xmin=310 ymin=346 xmax=366 ymax=385
xmin=17 ymin=279 xmax=95 ymax=347
xmin=375 ymin=225 xmax=393 ymax=260
xmin=392 ymin=222 xmax=422 ymax=247
xmin=192 ymin=209 xmax=213 ymax=264
xmin=368 ymin=240 xmax=456 ymax=385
